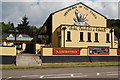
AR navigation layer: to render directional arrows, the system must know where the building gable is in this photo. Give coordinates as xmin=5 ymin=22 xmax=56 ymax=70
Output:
xmin=52 ymin=2 xmax=106 ymax=19
xmin=51 ymin=2 xmax=107 ymax=32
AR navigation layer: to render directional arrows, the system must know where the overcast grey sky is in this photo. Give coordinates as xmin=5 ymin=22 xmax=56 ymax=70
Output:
xmin=1 ymin=0 xmax=120 ymax=27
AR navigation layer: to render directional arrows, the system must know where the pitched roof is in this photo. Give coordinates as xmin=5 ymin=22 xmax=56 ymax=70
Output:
xmin=2 ymin=34 xmax=31 ymax=38
xmin=1 ymin=34 xmax=33 ymax=41
xmin=1 ymin=34 xmax=9 ymax=40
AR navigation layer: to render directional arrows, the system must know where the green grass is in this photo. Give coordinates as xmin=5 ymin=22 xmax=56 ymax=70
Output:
xmin=1 ymin=62 xmax=120 ymax=69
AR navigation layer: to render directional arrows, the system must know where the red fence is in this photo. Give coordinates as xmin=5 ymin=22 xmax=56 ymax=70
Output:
xmin=53 ymin=49 xmax=80 ymax=55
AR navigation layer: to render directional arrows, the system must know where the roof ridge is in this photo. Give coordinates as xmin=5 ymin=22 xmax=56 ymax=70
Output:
xmin=51 ymin=2 xmax=107 ymax=19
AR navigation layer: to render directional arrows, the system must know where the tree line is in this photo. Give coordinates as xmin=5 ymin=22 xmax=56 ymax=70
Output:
xmin=107 ymin=19 xmax=120 ymax=48
xmin=0 ymin=15 xmax=41 ymax=37
xmin=0 ymin=15 xmax=48 ymax=44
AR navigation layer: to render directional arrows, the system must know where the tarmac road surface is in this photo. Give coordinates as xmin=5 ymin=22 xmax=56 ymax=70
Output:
xmin=2 ymin=66 xmax=120 ymax=80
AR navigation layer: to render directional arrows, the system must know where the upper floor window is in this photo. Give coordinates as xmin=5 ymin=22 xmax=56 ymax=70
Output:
xmin=79 ymin=32 xmax=84 ymax=42
xmin=66 ymin=31 xmax=71 ymax=41
xmin=87 ymin=32 xmax=91 ymax=42
xmin=94 ymin=33 xmax=99 ymax=42
xmin=106 ymin=33 xmax=110 ymax=43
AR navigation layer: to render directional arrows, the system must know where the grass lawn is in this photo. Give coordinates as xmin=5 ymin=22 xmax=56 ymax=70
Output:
xmin=1 ymin=62 xmax=120 ymax=69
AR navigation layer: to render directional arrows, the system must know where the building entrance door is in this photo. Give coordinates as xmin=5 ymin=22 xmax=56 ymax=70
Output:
xmin=24 ymin=43 xmax=36 ymax=54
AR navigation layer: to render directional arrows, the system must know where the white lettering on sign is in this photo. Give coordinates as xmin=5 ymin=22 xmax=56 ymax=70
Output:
xmin=64 ymin=6 xmax=77 ymax=16
xmin=90 ymin=11 xmax=97 ymax=19
xmin=64 ymin=5 xmax=97 ymax=19
xmin=68 ymin=27 xmax=106 ymax=32
xmin=69 ymin=27 xmax=78 ymax=30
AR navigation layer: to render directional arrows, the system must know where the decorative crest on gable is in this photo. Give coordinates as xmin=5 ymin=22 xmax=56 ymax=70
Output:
xmin=73 ymin=9 xmax=89 ymax=26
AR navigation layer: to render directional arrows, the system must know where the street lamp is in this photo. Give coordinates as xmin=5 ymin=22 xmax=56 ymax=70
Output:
xmin=8 ymin=30 xmax=18 ymax=51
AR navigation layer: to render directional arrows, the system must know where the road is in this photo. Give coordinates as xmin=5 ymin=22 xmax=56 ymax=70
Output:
xmin=2 ymin=66 xmax=120 ymax=80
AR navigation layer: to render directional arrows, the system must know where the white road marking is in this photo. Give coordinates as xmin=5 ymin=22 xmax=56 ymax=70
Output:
xmin=106 ymin=71 xmax=119 ymax=73
xmin=73 ymin=75 xmax=88 ymax=78
xmin=43 ymin=76 xmax=72 ymax=78
xmin=107 ymin=74 xmax=118 ymax=76
xmin=43 ymin=73 xmax=87 ymax=78
xmin=97 ymin=73 xmax=100 ymax=76
xmin=73 ymin=73 xmax=82 ymax=75
xmin=70 ymin=74 xmax=74 ymax=77
xmin=21 ymin=75 xmax=39 ymax=77
xmin=8 ymin=77 xmax=12 ymax=78
xmin=20 ymin=73 xmax=87 ymax=79
xmin=106 ymin=71 xmax=118 ymax=76
xmin=44 ymin=73 xmax=73 ymax=76
xmin=5 ymin=77 xmax=12 ymax=80
xmin=106 ymin=72 xmax=113 ymax=73
xmin=40 ymin=75 xmax=44 ymax=78
xmin=43 ymin=75 xmax=88 ymax=78
xmin=41 ymin=73 xmax=81 ymax=77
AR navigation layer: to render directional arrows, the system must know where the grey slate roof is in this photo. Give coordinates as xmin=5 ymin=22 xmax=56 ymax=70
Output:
xmin=1 ymin=34 xmax=32 ymax=40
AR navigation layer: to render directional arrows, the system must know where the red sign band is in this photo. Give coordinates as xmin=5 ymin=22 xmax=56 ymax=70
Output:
xmin=53 ymin=49 xmax=80 ymax=55
xmin=118 ymin=49 xmax=120 ymax=55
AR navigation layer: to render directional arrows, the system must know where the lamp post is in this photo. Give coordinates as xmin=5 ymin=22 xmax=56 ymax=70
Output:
xmin=110 ymin=29 xmax=113 ymax=48
xmin=34 ymin=35 xmax=37 ymax=54
xmin=9 ymin=30 xmax=18 ymax=44
xmin=9 ymin=30 xmax=18 ymax=53
xmin=14 ymin=30 xmax=18 ymax=45
xmin=62 ymin=27 xmax=67 ymax=47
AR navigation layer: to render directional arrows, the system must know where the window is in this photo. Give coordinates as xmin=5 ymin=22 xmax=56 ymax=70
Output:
xmin=87 ymin=32 xmax=91 ymax=42
xmin=106 ymin=33 xmax=110 ymax=43
xmin=66 ymin=31 xmax=71 ymax=41
xmin=79 ymin=32 xmax=84 ymax=42
xmin=94 ymin=33 xmax=99 ymax=42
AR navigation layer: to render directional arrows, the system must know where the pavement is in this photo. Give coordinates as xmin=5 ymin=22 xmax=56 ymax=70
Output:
xmin=1 ymin=66 xmax=120 ymax=80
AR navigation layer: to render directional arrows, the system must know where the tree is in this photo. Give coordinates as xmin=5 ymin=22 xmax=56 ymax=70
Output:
xmin=17 ymin=15 xmax=41 ymax=37
xmin=107 ymin=19 xmax=120 ymax=48
xmin=21 ymin=15 xmax=29 ymax=28
xmin=114 ymin=27 xmax=120 ymax=47
xmin=107 ymin=19 xmax=120 ymax=28
xmin=17 ymin=15 xmax=29 ymax=33
xmin=11 ymin=23 xmax=14 ymax=28
xmin=1 ymin=21 xmax=15 ymax=34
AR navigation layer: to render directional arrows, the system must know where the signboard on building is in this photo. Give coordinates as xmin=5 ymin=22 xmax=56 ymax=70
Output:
xmin=53 ymin=49 xmax=80 ymax=55
xmin=117 ymin=49 xmax=120 ymax=55
xmin=89 ymin=47 xmax=109 ymax=55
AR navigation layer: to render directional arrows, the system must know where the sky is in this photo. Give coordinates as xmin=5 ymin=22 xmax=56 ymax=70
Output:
xmin=1 ymin=0 xmax=120 ymax=27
